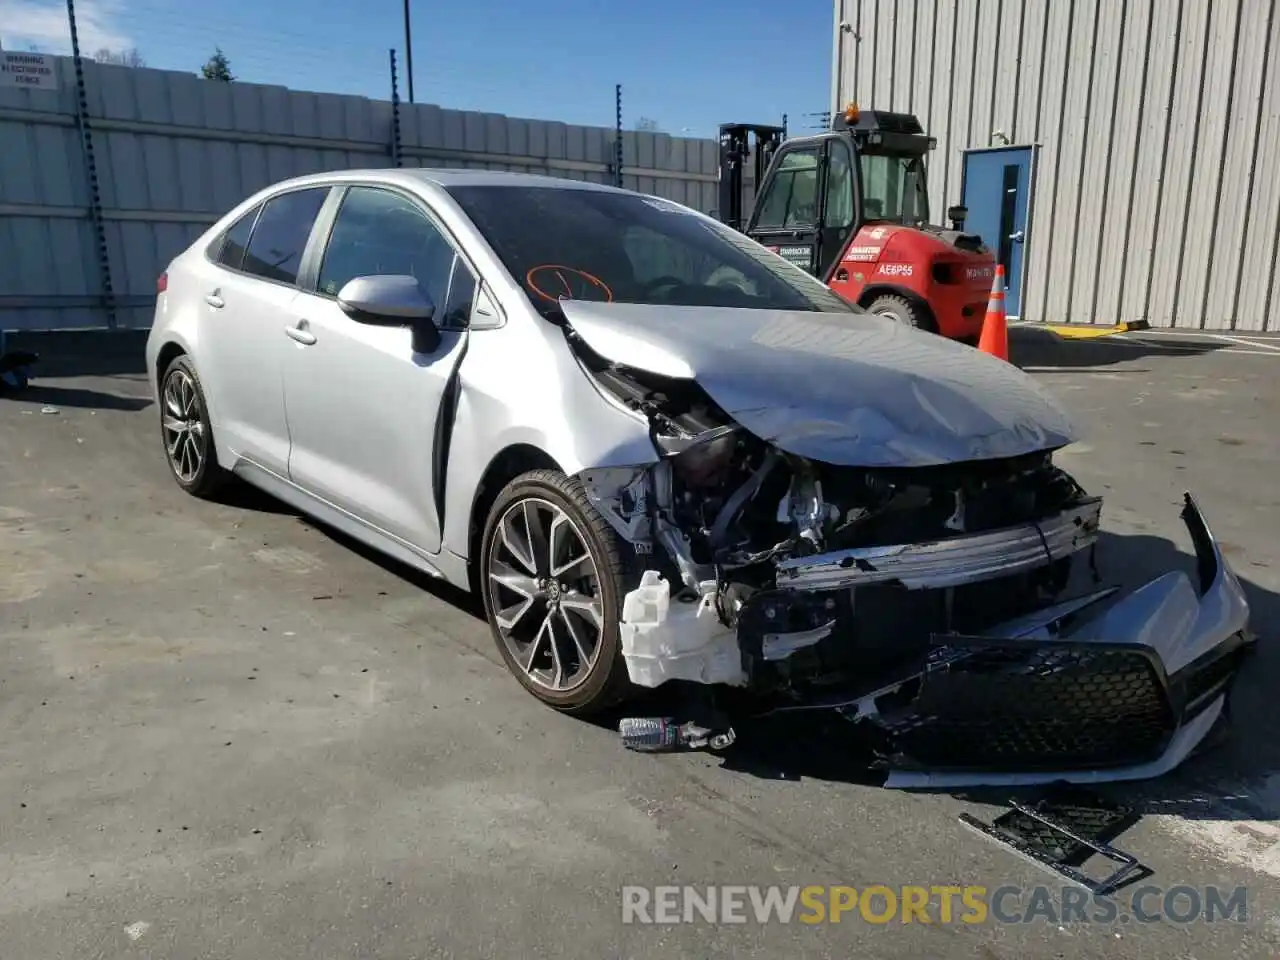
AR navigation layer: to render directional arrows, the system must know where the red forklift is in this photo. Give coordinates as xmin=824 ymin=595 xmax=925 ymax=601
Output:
xmin=719 ymin=103 xmax=997 ymax=342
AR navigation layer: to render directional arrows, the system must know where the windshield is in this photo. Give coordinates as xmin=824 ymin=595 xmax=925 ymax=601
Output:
xmin=445 ymin=185 xmax=857 ymax=315
xmin=860 ymin=153 xmax=929 ymax=224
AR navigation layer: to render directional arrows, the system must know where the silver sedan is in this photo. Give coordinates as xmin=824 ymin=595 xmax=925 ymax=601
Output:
xmin=147 ymin=169 xmax=1253 ymax=786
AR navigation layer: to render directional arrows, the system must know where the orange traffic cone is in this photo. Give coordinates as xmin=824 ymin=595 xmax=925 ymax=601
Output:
xmin=977 ymin=264 xmax=1009 ymax=361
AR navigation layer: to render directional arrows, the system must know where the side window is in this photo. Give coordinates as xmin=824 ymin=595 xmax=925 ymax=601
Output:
xmin=214 ymin=206 xmax=259 ymax=271
xmin=753 ymin=147 xmax=820 ymax=229
xmin=317 ymin=186 xmax=456 ymax=311
xmin=823 ymin=139 xmax=855 ymax=229
xmin=241 ymin=187 xmax=329 ymax=285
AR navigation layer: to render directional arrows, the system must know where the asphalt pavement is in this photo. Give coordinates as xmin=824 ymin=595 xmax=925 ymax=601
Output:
xmin=2 ymin=326 xmax=1279 ymax=959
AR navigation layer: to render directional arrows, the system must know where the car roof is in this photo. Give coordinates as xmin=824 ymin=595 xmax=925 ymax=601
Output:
xmin=259 ymin=167 xmax=632 ymax=195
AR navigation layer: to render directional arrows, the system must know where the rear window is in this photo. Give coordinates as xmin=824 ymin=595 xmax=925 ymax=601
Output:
xmin=210 ymin=206 xmax=258 ymax=270
xmin=445 ymin=185 xmax=856 ymax=316
xmin=240 ymin=187 xmax=329 ymax=285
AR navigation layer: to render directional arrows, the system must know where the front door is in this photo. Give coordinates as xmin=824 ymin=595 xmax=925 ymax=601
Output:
xmin=747 ymin=134 xmax=858 ymax=281
xmin=961 ymin=146 xmax=1033 ymax=317
xmin=281 ymin=184 xmax=476 ymax=555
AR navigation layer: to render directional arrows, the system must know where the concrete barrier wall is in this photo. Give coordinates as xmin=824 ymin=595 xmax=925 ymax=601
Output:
xmin=0 ymin=58 xmax=721 ymax=331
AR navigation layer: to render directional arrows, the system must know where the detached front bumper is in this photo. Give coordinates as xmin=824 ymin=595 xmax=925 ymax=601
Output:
xmin=857 ymin=493 xmax=1254 ymax=788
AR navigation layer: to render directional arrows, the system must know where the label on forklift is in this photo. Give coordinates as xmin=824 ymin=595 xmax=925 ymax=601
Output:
xmin=966 ymin=265 xmax=995 ymax=284
xmin=877 ymin=262 xmax=914 ymax=277
xmin=770 ymin=245 xmax=814 ymax=269
xmin=842 ymin=246 xmax=882 ymax=263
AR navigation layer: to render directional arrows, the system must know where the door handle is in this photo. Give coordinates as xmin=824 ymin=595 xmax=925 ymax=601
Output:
xmin=285 ymin=324 xmax=317 ymax=346
xmin=1009 ymin=230 xmax=1025 ymax=242
xmin=204 ymin=293 xmax=225 ymax=309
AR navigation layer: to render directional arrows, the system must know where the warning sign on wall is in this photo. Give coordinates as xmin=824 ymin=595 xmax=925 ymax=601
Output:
xmin=0 ymin=52 xmax=60 ymax=91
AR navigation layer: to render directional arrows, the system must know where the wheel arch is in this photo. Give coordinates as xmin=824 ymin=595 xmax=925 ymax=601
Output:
xmin=465 ymin=443 xmax=564 ymax=594
xmin=154 ymin=340 xmax=188 ymax=392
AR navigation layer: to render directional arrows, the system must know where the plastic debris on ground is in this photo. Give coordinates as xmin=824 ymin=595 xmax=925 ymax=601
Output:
xmin=619 ymin=717 xmax=736 ymax=753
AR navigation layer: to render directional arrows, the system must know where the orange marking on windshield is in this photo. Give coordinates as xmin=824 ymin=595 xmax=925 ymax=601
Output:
xmin=526 ymin=264 xmax=614 ymax=303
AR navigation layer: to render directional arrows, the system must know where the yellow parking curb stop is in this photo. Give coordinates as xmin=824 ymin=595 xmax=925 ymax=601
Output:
xmin=1042 ymin=319 xmax=1151 ymax=339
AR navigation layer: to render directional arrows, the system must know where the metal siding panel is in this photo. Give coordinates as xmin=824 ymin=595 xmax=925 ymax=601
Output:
xmin=1214 ymin=0 xmax=1273 ymax=329
xmin=1013 ymin=0 xmax=1047 ymax=142
xmin=992 ymin=0 xmax=1024 ymax=140
xmin=874 ymin=0 xmax=893 ymax=105
xmin=1178 ymin=0 xmax=1244 ymax=328
xmin=1147 ymin=0 xmax=1212 ymax=326
xmin=895 ymin=0 xmax=916 ymax=112
xmin=855 ymin=0 xmax=877 ymax=103
xmin=1071 ymin=0 xmax=1127 ymax=325
xmin=1095 ymin=0 xmax=1156 ymax=326
xmin=913 ymin=0 xmax=938 ymax=123
xmin=1119 ymin=0 xmax=1182 ymax=324
xmin=1050 ymin=0 xmax=1102 ymax=323
xmin=944 ymin=0 xmax=981 ymax=214
xmin=970 ymin=0 xmax=1002 ymax=150
xmin=1237 ymin=1 xmax=1280 ymax=330
xmin=929 ymin=0 xmax=959 ymax=224
xmin=1026 ymin=0 xmax=1077 ymax=323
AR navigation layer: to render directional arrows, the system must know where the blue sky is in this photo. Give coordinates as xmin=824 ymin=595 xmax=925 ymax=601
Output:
xmin=1 ymin=0 xmax=833 ymax=139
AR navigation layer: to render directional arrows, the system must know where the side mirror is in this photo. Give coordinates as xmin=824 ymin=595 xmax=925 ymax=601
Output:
xmin=336 ymin=275 xmax=441 ymax=353
xmin=947 ymin=204 xmax=968 ymax=230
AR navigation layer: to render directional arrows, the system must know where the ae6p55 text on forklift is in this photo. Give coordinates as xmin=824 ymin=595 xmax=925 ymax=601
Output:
xmin=719 ymin=103 xmax=997 ymax=342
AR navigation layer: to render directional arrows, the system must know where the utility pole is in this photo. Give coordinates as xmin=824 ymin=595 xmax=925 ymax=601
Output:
xmin=402 ymin=0 xmax=415 ymax=103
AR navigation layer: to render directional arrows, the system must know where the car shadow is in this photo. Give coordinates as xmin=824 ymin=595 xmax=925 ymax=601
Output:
xmin=5 ymin=382 xmax=152 ymax=412
xmin=1008 ymin=326 xmax=1225 ymax=372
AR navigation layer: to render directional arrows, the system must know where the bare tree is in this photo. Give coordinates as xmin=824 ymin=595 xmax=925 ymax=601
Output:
xmin=634 ymin=117 xmax=662 ymax=132
xmin=94 ymin=47 xmax=146 ymax=67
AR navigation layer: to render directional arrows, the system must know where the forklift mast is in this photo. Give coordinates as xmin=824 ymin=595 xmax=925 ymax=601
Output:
xmin=718 ymin=123 xmax=786 ymax=232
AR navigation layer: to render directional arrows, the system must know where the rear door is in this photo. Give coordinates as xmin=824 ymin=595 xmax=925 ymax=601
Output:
xmin=199 ymin=186 xmax=331 ymax=475
xmin=746 ymin=134 xmax=859 ymax=281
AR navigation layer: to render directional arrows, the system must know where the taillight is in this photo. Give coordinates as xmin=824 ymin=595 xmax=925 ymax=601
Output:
xmin=156 ymin=272 xmax=168 ymax=293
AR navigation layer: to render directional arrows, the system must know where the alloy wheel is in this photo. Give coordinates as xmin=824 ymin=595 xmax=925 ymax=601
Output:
xmin=162 ymin=368 xmax=207 ymax=484
xmin=486 ymin=497 xmax=605 ymax=692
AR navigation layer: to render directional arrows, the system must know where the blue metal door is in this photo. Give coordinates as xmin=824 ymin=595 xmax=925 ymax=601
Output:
xmin=961 ymin=147 xmax=1033 ymax=317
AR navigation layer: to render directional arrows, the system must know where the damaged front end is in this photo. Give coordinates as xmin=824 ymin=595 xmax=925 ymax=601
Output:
xmin=572 ymin=345 xmax=1254 ymax=787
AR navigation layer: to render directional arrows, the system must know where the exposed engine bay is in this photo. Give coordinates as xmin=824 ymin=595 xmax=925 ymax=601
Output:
xmin=568 ymin=324 xmax=1256 ymax=787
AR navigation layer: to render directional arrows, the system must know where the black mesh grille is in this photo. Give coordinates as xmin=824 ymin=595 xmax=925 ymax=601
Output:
xmin=1175 ymin=650 xmax=1241 ymax=716
xmin=877 ymin=644 xmax=1175 ymax=771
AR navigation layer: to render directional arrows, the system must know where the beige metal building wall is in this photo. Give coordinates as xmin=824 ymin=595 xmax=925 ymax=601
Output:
xmin=831 ymin=0 xmax=1280 ymax=331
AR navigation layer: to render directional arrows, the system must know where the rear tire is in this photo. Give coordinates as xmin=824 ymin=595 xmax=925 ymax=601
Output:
xmin=866 ymin=294 xmax=935 ymax=333
xmin=159 ymin=355 xmax=229 ymax=499
xmin=479 ymin=469 xmax=639 ymax=715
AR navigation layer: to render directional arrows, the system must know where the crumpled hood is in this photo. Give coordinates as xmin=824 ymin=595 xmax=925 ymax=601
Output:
xmin=559 ymin=301 xmax=1076 ymax=468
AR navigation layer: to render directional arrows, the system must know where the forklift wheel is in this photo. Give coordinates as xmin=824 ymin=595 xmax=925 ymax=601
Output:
xmin=866 ymin=294 xmax=935 ymax=333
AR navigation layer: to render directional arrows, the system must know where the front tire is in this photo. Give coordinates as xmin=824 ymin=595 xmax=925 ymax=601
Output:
xmin=159 ymin=354 xmax=228 ymax=499
xmin=479 ymin=469 xmax=637 ymax=715
xmin=866 ymin=293 xmax=934 ymax=332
